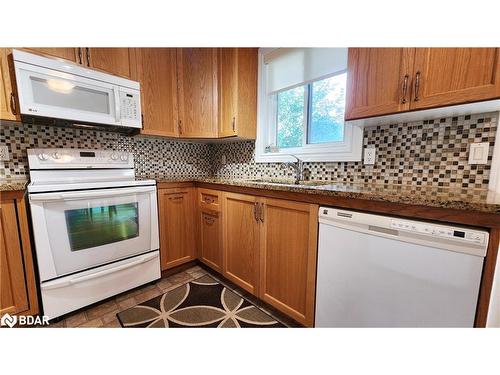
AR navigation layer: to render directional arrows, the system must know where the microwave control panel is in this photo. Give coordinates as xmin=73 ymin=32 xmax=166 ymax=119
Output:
xmin=119 ymin=90 xmax=141 ymax=124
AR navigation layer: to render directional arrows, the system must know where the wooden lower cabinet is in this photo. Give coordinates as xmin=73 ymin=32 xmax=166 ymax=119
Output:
xmin=0 ymin=193 xmax=39 ymax=317
xmin=259 ymin=198 xmax=318 ymax=327
xmin=158 ymin=187 xmax=196 ymax=270
xmin=222 ymin=192 xmax=260 ymax=295
xmin=199 ymin=209 xmax=223 ymax=272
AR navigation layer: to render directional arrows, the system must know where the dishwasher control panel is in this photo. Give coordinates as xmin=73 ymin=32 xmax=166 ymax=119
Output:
xmin=390 ymin=219 xmax=487 ymax=245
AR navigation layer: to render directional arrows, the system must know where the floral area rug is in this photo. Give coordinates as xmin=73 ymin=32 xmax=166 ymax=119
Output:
xmin=116 ymin=275 xmax=285 ymax=328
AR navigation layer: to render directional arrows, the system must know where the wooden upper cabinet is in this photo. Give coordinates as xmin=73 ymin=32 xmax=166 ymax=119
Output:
xmin=345 ymin=48 xmax=414 ymax=120
xmin=259 ymin=199 xmax=318 ymax=327
xmin=24 ymin=47 xmax=80 ymax=63
xmin=0 ymin=48 xmax=20 ymax=121
xmin=218 ymin=48 xmax=258 ymax=139
xmin=86 ymin=48 xmax=132 ymax=78
xmin=158 ymin=187 xmax=196 ymax=270
xmin=132 ymin=48 xmax=179 ymax=137
xmin=0 ymin=200 xmax=29 ymax=316
xmin=222 ymin=192 xmax=260 ymax=295
xmin=411 ymin=48 xmax=500 ymax=110
xmin=177 ymin=48 xmax=218 ymax=138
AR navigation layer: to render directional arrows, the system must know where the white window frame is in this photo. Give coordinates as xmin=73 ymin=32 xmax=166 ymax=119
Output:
xmin=255 ymin=48 xmax=363 ymax=163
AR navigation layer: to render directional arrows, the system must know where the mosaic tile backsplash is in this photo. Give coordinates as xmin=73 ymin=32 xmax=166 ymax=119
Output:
xmin=210 ymin=112 xmax=498 ymax=189
xmin=1 ymin=112 xmax=497 ymax=190
xmin=0 ymin=123 xmax=212 ymax=179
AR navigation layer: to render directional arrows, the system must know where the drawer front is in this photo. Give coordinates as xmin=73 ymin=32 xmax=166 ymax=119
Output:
xmin=198 ymin=188 xmax=221 ymax=211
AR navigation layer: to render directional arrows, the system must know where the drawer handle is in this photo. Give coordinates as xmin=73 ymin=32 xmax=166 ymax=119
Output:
xmin=204 ymin=196 xmax=215 ymax=204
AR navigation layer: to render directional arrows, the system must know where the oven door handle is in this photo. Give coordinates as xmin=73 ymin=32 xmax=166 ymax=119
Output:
xmin=41 ymin=252 xmax=158 ymax=290
xmin=30 ymin=186 xmax=156 ymax=202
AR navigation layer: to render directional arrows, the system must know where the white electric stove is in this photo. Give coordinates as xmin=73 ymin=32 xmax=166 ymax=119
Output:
xmin=27 ymin=148 xmax=160 ymax=320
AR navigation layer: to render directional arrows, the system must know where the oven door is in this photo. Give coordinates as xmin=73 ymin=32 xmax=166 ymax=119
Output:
xmin=29 ymin=185 xmax=159 ymax=281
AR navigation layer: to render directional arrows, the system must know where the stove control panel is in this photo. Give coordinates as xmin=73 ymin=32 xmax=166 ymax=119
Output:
xmin=28 ymin=148 xmax=134 ymax=169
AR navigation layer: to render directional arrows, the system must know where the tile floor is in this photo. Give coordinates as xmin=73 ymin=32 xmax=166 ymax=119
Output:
xmin=44 ymin=264 xmax=298 ymax=328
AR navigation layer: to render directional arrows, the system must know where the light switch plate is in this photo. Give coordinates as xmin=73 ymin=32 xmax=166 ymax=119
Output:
xmin=364 ymin=146 xmax=376 ymax=165
xmin=468 ymin=142 xmax=489 ymax=165
xmin=0 ymin=145 xmax=9 ymax=161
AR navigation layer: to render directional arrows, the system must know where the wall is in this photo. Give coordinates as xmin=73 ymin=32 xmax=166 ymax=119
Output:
xmin=1 ymin=112 xmax=498 ymax=191
xmin=0 ymin=122 xmax=212 ymax=179
xmin=211 ymin=112 xmax=498 ymax=190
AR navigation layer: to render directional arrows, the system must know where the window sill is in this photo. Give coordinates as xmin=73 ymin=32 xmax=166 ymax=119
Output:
xmin=254 ymin=149 xmax=363 ymax=163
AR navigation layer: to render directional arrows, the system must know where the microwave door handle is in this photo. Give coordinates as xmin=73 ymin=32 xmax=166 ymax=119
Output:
xmin=29 ymin=186 xmax=156 ymax=202
xmin=113 ymin=86 xmax=121 ymax=123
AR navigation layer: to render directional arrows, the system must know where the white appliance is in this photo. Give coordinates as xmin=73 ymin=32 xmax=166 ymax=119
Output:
xmin=13 ymin=49 xmax=141 ymax=133
xmin=316 ymin=207 xmax=489 ymax=327
xmin=28 ymin=148 xmax=160 ymax=319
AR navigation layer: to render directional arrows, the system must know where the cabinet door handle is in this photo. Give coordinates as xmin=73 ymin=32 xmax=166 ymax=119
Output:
xmin=401 ymin=74 xmax=409 ymax=104
xmin=10 ymin=92 xmax=17 ymax=115
xmin=414 ymin=71 xmax=421 ymax=101
xmin=259 ymin=203 xmax=264 ymax=223
xmin=77 ymin=48 xmax=83 ymax=65
xmin=254 ymin=202 xmax=259 ymax=222
xmin=232 ymin=116 xmax=236 ymax=133
xmin=85 ymin=47 xmax=91 ymax=67
xmin=204 ymin=214 xmax=215 ymax=225
xmin=178 ymin=119 xmax=183 ymax=135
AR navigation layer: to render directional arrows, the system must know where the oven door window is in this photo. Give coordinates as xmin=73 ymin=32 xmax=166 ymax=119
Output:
xmin=65 ymin=203 xmax=139 ymax=251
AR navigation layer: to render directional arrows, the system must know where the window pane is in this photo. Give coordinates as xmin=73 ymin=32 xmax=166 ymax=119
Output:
xmin=276 ymin=85 xmax=305 ymax=148
xmin=308 ymin=73 xmax=346 ymax=144
xmin=65 ymin=203 xmax=139 ymax=251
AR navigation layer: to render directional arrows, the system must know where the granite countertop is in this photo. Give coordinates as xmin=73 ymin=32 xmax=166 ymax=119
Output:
xmin=151 ymin=177 xmax=500 ymax=214
xmin=0 ymin=178 xmax=28 ymax=192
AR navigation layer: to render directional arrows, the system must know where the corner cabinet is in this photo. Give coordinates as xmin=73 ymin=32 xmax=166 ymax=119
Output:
xmin=345 ymin=48 xmax=500 ymax=120
xmin=177 ymin=48 xmax=219 ymax=138
xmin=158 ymin=186 xmax=196 ymax=270
xmin=0 ymin=192 xmax=39 ymax=317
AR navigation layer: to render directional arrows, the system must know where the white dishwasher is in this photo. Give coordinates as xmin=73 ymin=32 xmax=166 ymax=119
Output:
xmin=315 ymin=207 xmax=489 ymax=327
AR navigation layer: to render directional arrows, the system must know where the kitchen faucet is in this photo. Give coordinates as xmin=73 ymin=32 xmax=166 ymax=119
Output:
xmin=282 ymin=155 xmax=305 ymax=184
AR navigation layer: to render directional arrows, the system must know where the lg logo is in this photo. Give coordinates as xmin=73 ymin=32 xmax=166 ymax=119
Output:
xmin=0 ymin=313 xmax=17 ymax=328
xmin=1 ymin=313 xmax=49 ymax=327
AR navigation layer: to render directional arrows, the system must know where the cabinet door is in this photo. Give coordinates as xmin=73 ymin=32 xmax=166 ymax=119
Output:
xmin=132 ymin=48 xmax=179 ymax=137
xmin=199 ymin=209 xmax=222 ymax=272
xmin=0 ymin=200 xmax=29 ymax=315
xmin=0 ymin=48 xmax=20 ymax=121
xmin=219 ymin=48 xmax=238 ymax=137
xmin=158 ymin=188 xmax=196 ymax=270
xmin=86 ymin=48 xmax=132 ymax=78
xmin=222 ymin=192 xmax=260 ymax=294
xmin=218 ymin=48 xmax=258 ymax=139
xmin=177 ymin=48 xmax=218 ymax=138
xmin=25 ymin=48 xmax=80 ymax=63
xmin=411 ymin=48 xmax=500 ymax=109
xmin=259 ymin=199 xmax=318 ymax=327
xmin=345 ymin=48 xmax=414 ymax=120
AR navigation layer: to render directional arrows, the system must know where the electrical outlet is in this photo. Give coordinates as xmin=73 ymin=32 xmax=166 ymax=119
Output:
xmin=364 ymin=146 xmax=376 ymax=165
xmin=0 ymin=145 xmax=9 ymax=161
xmin=468 ymin=142 xmax=489 ymax=165
xmin=221 ymin=154 xmax=227 ymax=165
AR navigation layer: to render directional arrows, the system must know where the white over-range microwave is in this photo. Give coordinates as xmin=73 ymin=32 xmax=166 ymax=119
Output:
xmin=13 ymin=49 xmax=142 ymax=133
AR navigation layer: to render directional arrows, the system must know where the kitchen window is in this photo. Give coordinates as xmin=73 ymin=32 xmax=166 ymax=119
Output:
xmin=256 ymin=48 xmax=363 ymax=162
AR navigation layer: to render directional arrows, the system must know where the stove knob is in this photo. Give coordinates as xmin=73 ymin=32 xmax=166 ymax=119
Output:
xmin=38 ymin=153 xmax=49 ymax=161
xmin=52 ymin=152 xmax=60 ymax=159
xmin=120 ymin=154 xmax=128 ymax=161
xmin=110 ymin=153 xmax=118 ymax=160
